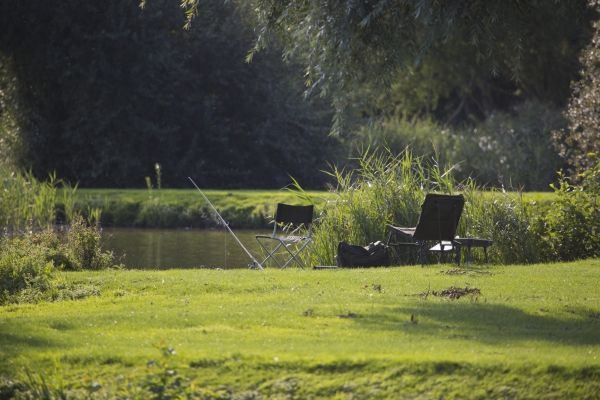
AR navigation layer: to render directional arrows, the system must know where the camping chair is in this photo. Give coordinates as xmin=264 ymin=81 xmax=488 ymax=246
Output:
xmin=255 ymin=203 xmax=314 ymax=269
xmin=386 ymin=194 xmax=464 ymax=267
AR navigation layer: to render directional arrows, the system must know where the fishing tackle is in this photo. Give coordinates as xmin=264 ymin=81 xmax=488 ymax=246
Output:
xmin=188 ymin=177 xmax=262 ymax=270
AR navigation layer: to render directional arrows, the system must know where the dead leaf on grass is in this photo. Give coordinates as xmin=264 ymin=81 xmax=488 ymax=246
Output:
xmin=440 ymin=269 xmax=468 ymax=275
xmin=432 ymin=286 xmax=481 ymax=300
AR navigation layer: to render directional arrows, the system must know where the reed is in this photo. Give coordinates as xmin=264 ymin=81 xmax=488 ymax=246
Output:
xmin=0 ymin=166 xmax=100 ymax=233
xmin=300 ymin=148 xmax=545 ymax=267
xmin=0 ymin=167 xmax=59 ymax=232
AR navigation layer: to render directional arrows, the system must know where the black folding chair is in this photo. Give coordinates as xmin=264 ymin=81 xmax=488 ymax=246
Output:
xmin=255 ymin=203 xmax=314 ymax=269
xmin=386 ymin=194 xmax=464 ymax=267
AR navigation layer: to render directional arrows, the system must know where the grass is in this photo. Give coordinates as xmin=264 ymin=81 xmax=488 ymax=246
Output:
xmin=60 ymin=188 xmax=327 ymax=229
xmin=57 ymin=188 xmax=554 ymax=230
xmin=1 ymin=260 xmax=599 ymax=398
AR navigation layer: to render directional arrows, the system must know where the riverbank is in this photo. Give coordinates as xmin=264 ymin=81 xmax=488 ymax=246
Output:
xmin=59 ymin=188 xmax=328 ymax=229
xmin=59 ymin=188 xmax=555 ymax=229
xmin=0 ymin=261 xmax=598 ymax=398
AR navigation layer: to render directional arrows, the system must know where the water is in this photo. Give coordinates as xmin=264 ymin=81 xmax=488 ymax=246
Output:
xmin=102 ymin=228 xmax=269 ymax=270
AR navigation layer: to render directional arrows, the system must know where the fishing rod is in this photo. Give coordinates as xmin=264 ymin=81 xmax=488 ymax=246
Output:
xmin=188 ymin=177 xmax=262 ymax=270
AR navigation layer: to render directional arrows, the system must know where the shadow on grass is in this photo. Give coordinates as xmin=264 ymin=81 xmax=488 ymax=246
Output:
xmin=0 ymin=331 xmax=56 ymax=355
xmin=352 ymin=300 xmax=600 ymax=346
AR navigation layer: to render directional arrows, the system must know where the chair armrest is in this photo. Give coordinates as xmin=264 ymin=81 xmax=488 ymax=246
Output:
xmin=386 ymin=224 xmax=416 ymax=239
xmin=453 ymin=238 xmax=493 ymax=248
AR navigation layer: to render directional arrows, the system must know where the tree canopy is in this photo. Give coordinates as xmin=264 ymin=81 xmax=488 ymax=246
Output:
xmin=1 ymin=0 xmax=597 ymax=189
xmin=239 ymin=0 xmax=595 ymax=131
xmin=0 ymin=0 xmax=340 ymax=188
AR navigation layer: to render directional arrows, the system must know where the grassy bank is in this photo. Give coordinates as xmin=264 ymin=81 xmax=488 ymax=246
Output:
xmin=1 ymin=261 xmax=598 ymax=398
xmin=60 ymin=189 xmax=327 ymax=229
xmin=61 ymin=188 xmax=554 ymax=230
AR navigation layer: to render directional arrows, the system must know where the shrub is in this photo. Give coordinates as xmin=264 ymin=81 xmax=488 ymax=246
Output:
xmin=0 ymin=234 xmax=54 ymax=305
xmin=0 ymin=217 xmax=120 ymax=304
xmin=66 ymin=216 xmax=120 ymax=271
xmin=543 ymin=160 xmax=600 ymax=261
xmin=350 ymin=101 xmax=566 ymax=191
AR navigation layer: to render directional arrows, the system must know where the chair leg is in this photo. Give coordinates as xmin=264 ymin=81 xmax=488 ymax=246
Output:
xmin=256 ymin=239 xmax=286 ymax=269
xmin=484 ymin=246 xmax=489 ymax=267
xmin=386 ymin=231 xmax=397 ymax=264
xmin=466 ymin=245 xmax=472 ymax=269
xmin=386 ymin=230 xmax=393 ymax=246
xmin=280 ymin=241 xmax=310 ymax=269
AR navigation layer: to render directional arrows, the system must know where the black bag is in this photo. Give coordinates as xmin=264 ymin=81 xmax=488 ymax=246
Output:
xmin=335 ymin=241 xmax=391 ymax=268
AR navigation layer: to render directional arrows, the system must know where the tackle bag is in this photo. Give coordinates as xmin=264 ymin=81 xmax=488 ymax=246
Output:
xmin=335 ymin=241 xmax=391 ymax=268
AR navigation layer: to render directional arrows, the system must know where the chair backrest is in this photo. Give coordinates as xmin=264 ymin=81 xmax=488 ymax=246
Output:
xmin=413 ymin=194 xmax=464 ymax=242
xmin=275 ymin=203 xmax=314 ymax=224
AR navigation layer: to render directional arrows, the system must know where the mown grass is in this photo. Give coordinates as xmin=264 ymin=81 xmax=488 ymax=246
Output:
xmin=1 ymin=261 xmax=598 ymax=398
xmin=60 ymin=189 xmax=327 ymax=229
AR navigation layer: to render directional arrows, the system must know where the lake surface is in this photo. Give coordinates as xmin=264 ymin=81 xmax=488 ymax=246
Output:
xmin=102 ymin=228 xmax=271 ymax=270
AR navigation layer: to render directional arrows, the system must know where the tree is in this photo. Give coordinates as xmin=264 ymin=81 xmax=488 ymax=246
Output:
xmin=0 ymin=0 xmax=341 ymax=188
xmin=553 ymin=14 xmax=600 ymax=174
xmin=240 ymin=0 xmax=594 ymax=131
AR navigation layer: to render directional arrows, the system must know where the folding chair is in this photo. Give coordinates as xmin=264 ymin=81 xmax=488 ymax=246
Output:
xmin=255 ymin=203 xmax=314 ymax=269
xmin=386 ymin=194 xmax=464 ymax=267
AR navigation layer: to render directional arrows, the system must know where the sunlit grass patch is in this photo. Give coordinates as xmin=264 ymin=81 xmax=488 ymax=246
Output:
xmin=0 ymin=260 xmax=598 ymax=398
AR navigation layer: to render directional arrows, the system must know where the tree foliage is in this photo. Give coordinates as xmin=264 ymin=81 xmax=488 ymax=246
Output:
xmin=554 ymin=13 xmax=600 ymax=174
xmin=243 ymin=0 xmax=594 ymax=131
xmin=0 ymin=0 xmax=341 ymax=188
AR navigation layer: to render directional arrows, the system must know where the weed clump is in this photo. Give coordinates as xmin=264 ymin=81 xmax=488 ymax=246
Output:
xmin=0 ymin=234 xmax=54 ymax=305
xmin=66 ymin=216 xmax=118 ymax=271
xmin=0 ymin=217 xmax=121 ymax=305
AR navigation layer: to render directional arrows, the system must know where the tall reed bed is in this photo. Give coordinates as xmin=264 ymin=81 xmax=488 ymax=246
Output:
xmin=301 ymin=149 xmax=545 ymax=267
xmin=0 ymin=166 xmax=80 ymax=232
xmin=460 ymin=185 xmax=546 ymax=265
xmin=0 ymin=168 xmax=55 ymax=231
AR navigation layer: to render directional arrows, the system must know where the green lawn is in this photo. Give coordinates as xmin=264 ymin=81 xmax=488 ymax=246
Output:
xmin=1 ymin=260 xmax=598 ymax=398
xmin=71 ymin=188 xmax=327 ymax=209
xmin=61 ymin=188 xmax=328 ymax=229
